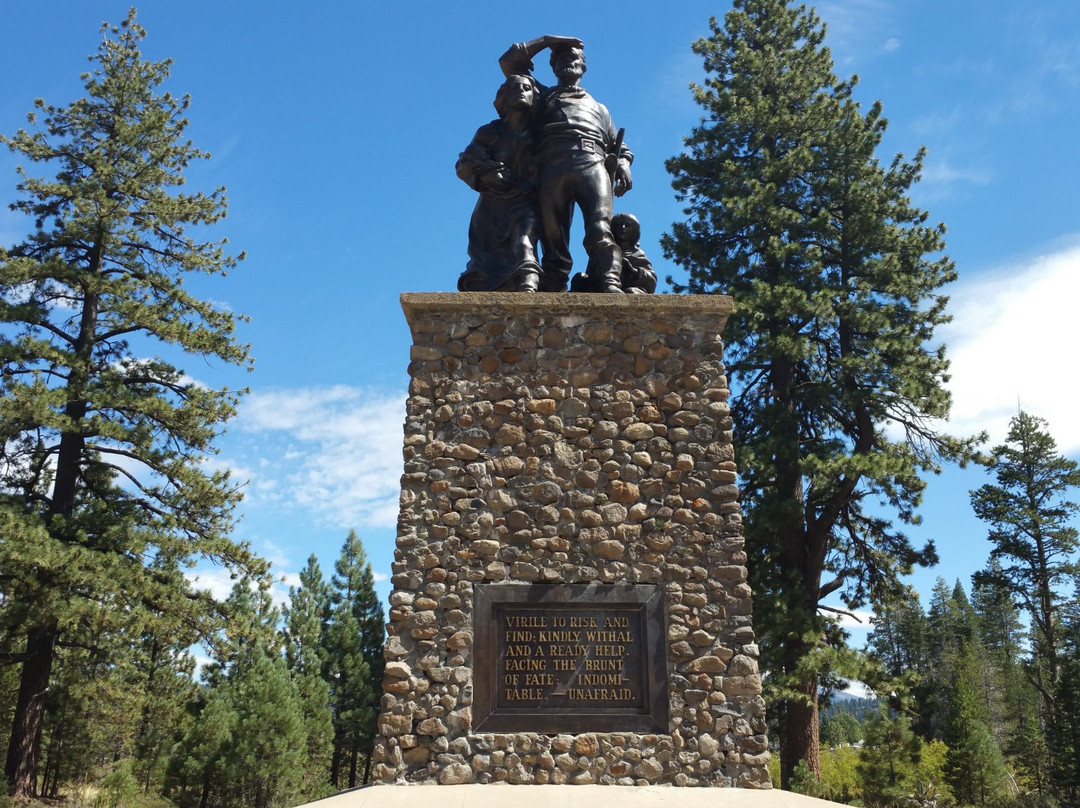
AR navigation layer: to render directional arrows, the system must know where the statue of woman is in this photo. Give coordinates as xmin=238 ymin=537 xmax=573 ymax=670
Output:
xmin=456 ymin=74 xmax=542 ymax=292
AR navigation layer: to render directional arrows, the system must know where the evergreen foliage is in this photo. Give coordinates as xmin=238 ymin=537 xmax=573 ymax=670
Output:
xmin=867 ymin=587 xmax=931 ymax=681
xmin=971 ymin=411 xmax=1080 ymax=802
xmin=324 ymin=531 xmax=385 ymax=789
xmin=943 ymin=644 xmax=1009 ymax=806
xmin=166 ymin=678 xmax=237 ymax=808
xmin=864 ymin=586 xmax=934 ymax=735
xmin=820 ymin=711 xmax=862 ymax=747
xmin=972 ymin=564 xmax=1046 ymax=795
xmin=856 ymin=711 xmax=926 ymax=807
xmin=96 ymin=758 xmax=140 ymax=808
xmin=923 ymin=578 xmax=978 ymax=740
xmin=788 ymin=758 xmax=827 ymax=799
xmin=864 ymin=573 xmax=1072 ymax=805
xmin=227 ymin=644 xmax=307 ymax=808
xmin=0 ymin=11 xmax=261 ymax=797
xmin=1047 ymin=619 xmax=1080 ymax=806
xmin=663 ymin=0 xmax=976 ymax=783
xmin=282 ymin=555 xmax=334 ymax=801
xmin=166 ymin=582 xmax=307 ymax=808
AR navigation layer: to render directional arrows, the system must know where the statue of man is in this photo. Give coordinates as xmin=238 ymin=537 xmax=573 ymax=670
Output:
xmin=499 ymin=35 xmax=633 ymax=293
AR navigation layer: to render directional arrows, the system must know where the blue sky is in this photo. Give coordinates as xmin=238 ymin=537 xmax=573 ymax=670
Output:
xmin=2 ymin=1 xmax=1079 ymax=646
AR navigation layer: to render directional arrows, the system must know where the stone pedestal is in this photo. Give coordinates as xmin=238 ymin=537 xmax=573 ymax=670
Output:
xmin=372 ymin=293 xmax=769 ymax=788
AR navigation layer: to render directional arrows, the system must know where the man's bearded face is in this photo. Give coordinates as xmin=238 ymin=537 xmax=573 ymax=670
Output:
xmin=552 ymin=48 xmax=586 ymax=83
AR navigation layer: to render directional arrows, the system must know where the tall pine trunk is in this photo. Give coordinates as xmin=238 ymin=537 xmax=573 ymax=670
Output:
xmin=5 ymin=620 xmax=58 ymax=797
xmin=330 ymin=731 xmax=344 ymax=788
xmin=769 ymin=329 xmax=822 ymax=787
xmin=5 ymin=263 xmax=97 ymax=797
xmin=362 ymin=748 xmax=372 ymax=785
xmin=781 ymin=677 xmax=820 ymax=787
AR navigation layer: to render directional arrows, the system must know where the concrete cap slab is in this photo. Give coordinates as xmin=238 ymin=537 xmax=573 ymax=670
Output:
xmin=400 ymin=292 xmax=734 ymax=339
xmin=301 ymin=784 xmax=848 ymax=808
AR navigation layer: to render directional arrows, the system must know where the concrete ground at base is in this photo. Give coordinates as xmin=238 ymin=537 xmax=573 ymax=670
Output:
xmin=300 ymin=784 xmax=848 ymax=808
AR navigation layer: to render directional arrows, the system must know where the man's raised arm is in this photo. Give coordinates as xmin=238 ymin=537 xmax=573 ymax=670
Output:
xmin=499 ymin=34 xmax=584 ymax=78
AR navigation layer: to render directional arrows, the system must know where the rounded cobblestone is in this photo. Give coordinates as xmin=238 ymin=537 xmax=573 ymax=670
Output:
xmin=373 ymin=298 xmax=764 ymax=788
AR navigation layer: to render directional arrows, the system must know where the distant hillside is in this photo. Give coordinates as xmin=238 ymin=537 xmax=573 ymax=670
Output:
xmin=821 ymin=694 xmax=879 ymax=721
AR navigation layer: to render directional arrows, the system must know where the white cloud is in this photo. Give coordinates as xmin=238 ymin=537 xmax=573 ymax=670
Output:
xmin=260 ymin=537 xmax=294 ymax=571
xmin=258 ymin=538 xmax=305 ymax=607
xmin=909 ymin=107 xmax=965 ymax=140
xmin=920 ymin=157 xmax=992 ymax=190
xmin=185 ymin=564 xmax=296 ymax=610
xmin=942 ymin=239 xmax=1080 ymax=453
xmin=278 ymin=571 xmax=301 ymax=590
xmin=842 ymin=680 xmax=874 ymax=699
xmin=235 ymin=385 xmax=407 ymax=530
xmin=186 ymin=566 xmax=240 ymax=602
xmin=817 ymin=0 xmax=897 ymax=64
xmin=824 ymin=607 xmax=875 ymax=632
xmin=271 ymin=571 xmax=301 ymax=608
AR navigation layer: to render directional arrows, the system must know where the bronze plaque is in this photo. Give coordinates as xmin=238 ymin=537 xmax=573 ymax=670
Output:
xmin=473 ymin=583 xmax=668 ymax=733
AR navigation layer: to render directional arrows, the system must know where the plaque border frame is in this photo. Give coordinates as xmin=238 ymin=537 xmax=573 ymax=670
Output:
xmin=473 ymin=583 xmax=669 ymax=733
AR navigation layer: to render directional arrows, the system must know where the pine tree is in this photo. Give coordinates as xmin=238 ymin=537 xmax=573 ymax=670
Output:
xmin=0 ymin=11 xmax=261 ymax=797
xmin=971 ymin=413 xmax=1079 ymax=714
xmin=229 ymin=645 xmax=307 ymax=808
xmin=1047 ymin=618 xmax=1080 ymax=804
xmin=168 ymin=581 xmax=307 ymax=808
xmin=866 ymin=588 xmax=930 ymax=681
xmin=35 ymin=559 xmax=203 ymax=799
xmin=820 ymin=711 xmax=861 ymax=747
xmin=663 ymin=0 xmax=976 ymax=783
xmin=864 ymin=587 xmax=934 ymax=736
xmin=167 ymin=682 xmax=237 ymax=808
xmin=923 ymin=578 xmax=980 ymax=740
xmin=943 ymin=643 xmax=1009 ymax=806
xmin=857 ymin=710 xmax=923 ymax=808
xmin=971 ymin=411 xmax=1080 ymax=802
xmin=127 ymin=564 xmax=202 ymax=797
xmin=324 ymin=531 xmax=385 ymax=789
xmin=972 ymin=563 xmax=1047 ymax=796
xmin=202 ymin=580 xmax=282 ymax=689
xmin=129 ymin=634 xmax=198 ymax=797
xmin=37 ymin=607 xmax=153 ymax=795
xmin=283 ymin=555 xmax=334 ymax=800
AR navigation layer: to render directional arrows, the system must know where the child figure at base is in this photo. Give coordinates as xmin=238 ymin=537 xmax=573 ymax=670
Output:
xmin=569 ymin=212 xmax=656 ymax=294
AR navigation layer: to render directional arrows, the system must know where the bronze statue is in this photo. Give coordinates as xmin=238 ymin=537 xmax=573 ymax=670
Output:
xmin=612 ymin=212 xmax=657 ymax=294
xmin=458 ymin=36 xmax=650 ymax=294
xmin=456 ymin=75 xmax=542 ymax=292
xmin=571 ymin=212 xmax=657 ymax=294
xmin=498 ymin=35 xmax=634 ymax=293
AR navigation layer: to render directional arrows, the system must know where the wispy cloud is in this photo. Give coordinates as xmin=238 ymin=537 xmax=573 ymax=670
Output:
xmin=922 ymin=161 xmax=990 ymax=187
xmin=817 ymin=0 xmax=898 ymax=65
xmin=647 ymin=47 xmax=711 ymax=124
xmin=919 ymin=157 xmax=992 ymax=193
xmin=942 ymin=238 xmax=1080 ymax=453
xmin=185 ymin=563 xmax=295 ymax=609
xmin=186 ymin=565 xmax=241 ymax=602
xmin=234 ymin=385 xmax=407 ymax=530
xmin=908 ymin=107 xmax=965 ymax=141
xmin=920 ymin=12 xmax=1078 ymax=125
xmin=827 ymin=607 xmax=875 ymax=632
xmin=1006 ymin=8 xmax=1080 ymax=95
